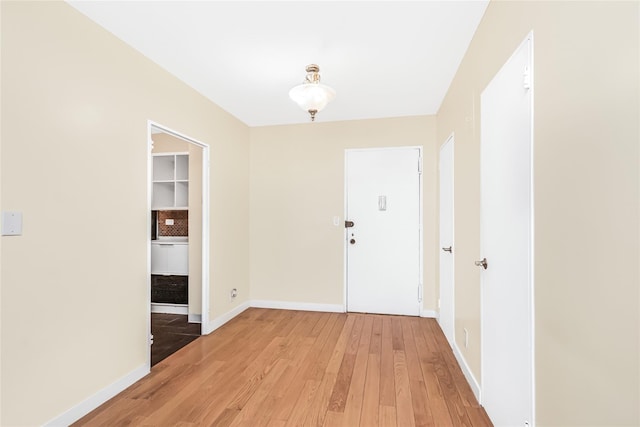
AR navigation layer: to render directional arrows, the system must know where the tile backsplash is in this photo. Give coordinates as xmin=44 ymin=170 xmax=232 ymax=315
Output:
xmin=158 ymin=210 xmax=188 ymax=236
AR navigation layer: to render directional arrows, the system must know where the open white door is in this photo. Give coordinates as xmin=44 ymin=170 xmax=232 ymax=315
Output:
xmin=438 ymin=135 xmax=455 ymax=345
xmin=345 ymin=147 xmax=422 ymax=316
xmin=480 ymin=33 xmax=534 ymax=426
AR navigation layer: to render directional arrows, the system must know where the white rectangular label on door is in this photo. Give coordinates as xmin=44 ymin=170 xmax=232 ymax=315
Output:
xmin=378 ymin=195 xmax=387 ymax=211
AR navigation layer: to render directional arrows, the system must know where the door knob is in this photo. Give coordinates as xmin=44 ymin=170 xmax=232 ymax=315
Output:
xmin=442 ymin=246 xmax=452 ymax=253
xmin=475 ymin=258 xmax=488 ymax=269
xmin=350 ymin=238 xmax=356 ymax=245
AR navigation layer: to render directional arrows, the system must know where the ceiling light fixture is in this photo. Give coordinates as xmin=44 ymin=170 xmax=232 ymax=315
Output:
xmin=289 ymin=64 xmax=336 ymax=122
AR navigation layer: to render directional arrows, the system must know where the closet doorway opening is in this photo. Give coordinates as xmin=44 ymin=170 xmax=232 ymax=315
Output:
xmin=147 ymin=121 xmax=210 ymax=368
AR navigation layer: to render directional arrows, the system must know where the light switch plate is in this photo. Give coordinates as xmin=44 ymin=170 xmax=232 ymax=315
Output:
xmin=2 ymin=211 xmax=23 ymax=236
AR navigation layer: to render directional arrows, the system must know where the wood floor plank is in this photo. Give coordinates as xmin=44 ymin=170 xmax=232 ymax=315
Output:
xmin=77 ymin=397 xmax=147 ymax=427
xmin=417 ymin=317 xmax=440 ymax=353
xmin=302 ymin=313 xmax=345 ymax=381
xmin=266 ymin=419 xmax=287 ymax=427
xmin=135 ymin=360 xmax=227 ymax=425
xmin=360 ymin=353 xmax=381 ymax=427
xmin=272 ymin=309 xmax=304 ymax=337
xmin=72 ymin=309 xmax=492 ymax=427
xmin=227 ymin=358 xmax=290 ymax=427
xmin=309 ymin=311 xmax=331 ymax=337
xmin=326 ymin=314 xmax=356 ymax=375
xmin=298 ymin=316 xmax=350 ymax=426
xmin=327 ymin=314 xmax=364 ymax=412
xmin=226 ymin=337 xmax=288 ymax=411
xmin=391 ymin=316 xmax=405 ymax=351
xmin=411 ymin=319 xmax=454 ymax=426
xmin=379 ymin=316 xmax=396 ymax=407
xmin=379 ymin=405 xmax=398 ymax=427
xmin=342 ymin=315 xmax=373 ymax=426
xmin=420 ymin=362 xmax=454 ymax=427
xmin=369 ymin=315 xmax=383 ymax=355
xmin=301 ymin=372 xmax=338 ymax=427
xmin=248 ymin=365 xmax=299 ymax=427
xmin=262 ymin=337 xmax=316 ymax=422
xmin=432 ymin=351 xmax=474 ymax=426
xmin=285 ymin=379 xmax=321 ymax=427
xmin=321 ymin=410 xmax=343 ymax=427
xmin=393 ymin=350 xmax=416 ymax=427
xmin=402 ymin=318 xmax=435 ymax=427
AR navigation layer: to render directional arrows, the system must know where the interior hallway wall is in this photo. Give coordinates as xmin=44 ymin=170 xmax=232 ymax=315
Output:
xmin=0 ymin=2 xmax=249 ymax=425
xmin=436 ymin=1 xmax=639 ymax=424
xmin=249 ymin=116 xmax=438 ymax=313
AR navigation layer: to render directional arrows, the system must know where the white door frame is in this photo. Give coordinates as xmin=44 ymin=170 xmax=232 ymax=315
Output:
xmin=479 ymin=32 xmax=535 ymax=425
xmin=343 ymin=146 xmax=424 ymax=315
xmin=438 ymin=134 xmax=455 ymax=345
xmin=146 ymin=120 xmax=211 ymax=370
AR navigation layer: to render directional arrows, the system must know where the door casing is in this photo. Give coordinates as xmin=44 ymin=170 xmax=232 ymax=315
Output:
xmin=146 ymin=120 xmax=211 ymax=370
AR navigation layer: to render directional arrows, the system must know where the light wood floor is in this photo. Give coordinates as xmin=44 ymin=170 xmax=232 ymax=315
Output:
xmin=74 ymin=309 xmax=492 ymax=426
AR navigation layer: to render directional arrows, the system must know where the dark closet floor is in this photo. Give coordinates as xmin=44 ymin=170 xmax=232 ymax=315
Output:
xmin=151 ymin=313 xmax=201 ymax=366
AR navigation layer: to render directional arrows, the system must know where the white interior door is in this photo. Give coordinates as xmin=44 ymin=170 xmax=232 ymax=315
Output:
xmin=480 ymin=34 xmax=534 ymax=426
xmin=346 ymin=147 xmax=421 ymax=316
xmin=438 ymin=135 xmax=455 ymax=345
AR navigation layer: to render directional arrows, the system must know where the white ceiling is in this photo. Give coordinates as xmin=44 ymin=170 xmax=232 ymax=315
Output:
xmin=68 ymin=1 xmax=489 ymax=127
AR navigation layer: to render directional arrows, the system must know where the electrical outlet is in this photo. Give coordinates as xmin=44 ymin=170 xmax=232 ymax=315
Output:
xmin=463 ymin=328 xmax=469 ymax=348
xmin=230 ymin=288 xmax=238 ymax=300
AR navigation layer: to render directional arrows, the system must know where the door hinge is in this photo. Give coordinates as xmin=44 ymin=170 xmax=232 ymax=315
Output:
xmin=418 ymin=157 xmax=423 ymax=175
xmin=149 ymin=334 xmax=154 ymax=346
xmin=418 ymin=284 xmax=423 ymax=302
xmin=523 ymin=66 xmax=531 ymax=90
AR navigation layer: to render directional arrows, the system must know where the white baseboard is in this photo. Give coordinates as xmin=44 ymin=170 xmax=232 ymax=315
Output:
xmin=151 ymin=303 xmax=188 ymax=315
xmin=250 ymin=299 xmax=345 ymax=313
xmin=188 ymin=314 xmax=202 ymax=323
xmin=203 ymin=300 xmax=251 ymax=335
xmin=452 ymin=342 xmax=482 ymax=403
xmin=420 ymin=309 xmax=438 ymax=318
xmin=44 ymin=364 xmax=148 ymax=427
xmin=201 ymin=300 xmax=343 ymax=336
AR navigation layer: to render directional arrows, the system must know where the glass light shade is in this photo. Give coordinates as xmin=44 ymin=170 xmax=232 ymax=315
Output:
xmin=289 ymin=83 xmax=336 ymax=113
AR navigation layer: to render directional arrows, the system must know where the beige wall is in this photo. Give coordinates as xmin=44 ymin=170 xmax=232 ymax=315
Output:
xmin=0 ymin=2 xmax=249 ymax=425
xmin=151 ymin=132 xmax=203 ymax=317
xmin=249 ymin=116 xmax=438 ymax=311
xmin=437 ymin=1 xmax=639 ymax=425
